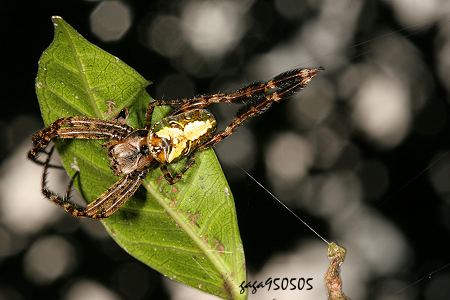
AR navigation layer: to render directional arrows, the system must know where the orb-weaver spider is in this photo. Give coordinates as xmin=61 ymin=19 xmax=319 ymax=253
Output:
xmin=28 ymin=67 xmax=322 ymax=219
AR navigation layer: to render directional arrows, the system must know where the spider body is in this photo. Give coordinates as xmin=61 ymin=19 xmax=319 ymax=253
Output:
xmin=106 ymin=109 xmax=216 ymax=176
xmin=29 ymin=67 xmax=322 ymax=219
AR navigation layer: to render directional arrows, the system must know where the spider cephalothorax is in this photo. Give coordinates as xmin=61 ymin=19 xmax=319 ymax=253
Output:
xmin=29 ymin=67 xmax=321 ymax=219
xmin=105 ymin=129 xmax=152 ymax=176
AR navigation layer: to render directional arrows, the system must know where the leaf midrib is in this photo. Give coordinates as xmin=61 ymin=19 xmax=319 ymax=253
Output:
xmin=58 ymin=18 xmax=104 ymax=119
xmin=143 ymin=179 xmax=241 ymax=299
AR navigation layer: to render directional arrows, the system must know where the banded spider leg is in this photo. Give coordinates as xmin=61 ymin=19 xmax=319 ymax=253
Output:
xmin=28 ymin=116 xmax=146 ymax=219
xmin=144 ymin=67 xmax=322 ymax=148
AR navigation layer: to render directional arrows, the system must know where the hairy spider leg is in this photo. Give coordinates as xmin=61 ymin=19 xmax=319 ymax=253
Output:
xmin=143 ymin=67 xmax=321 ymax=183
xmin=198 ymin=72 xmax=318 ymax=150
xmin=38 ymin=146 xmax=80 ymax=205
xmin=160 ymin=154 xmax=196 ymax=184
xmin=144 ymin=67 xmax=322 ymax=129
xmin=83 ymin=169 xmax=148 ymax=218
xmin=30 ymin=116 xmax=142 ymax=219
xmin=42 ymin=146 xmax=148 ymax=219
xmin=41 ymin=146 xmax=85 ymax=214
xmin=28 ymin=116 xmax=133 ymax=166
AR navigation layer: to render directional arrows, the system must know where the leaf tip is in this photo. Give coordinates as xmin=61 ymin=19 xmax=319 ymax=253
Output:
xmin=51 ymin=16 xmax=63 ymax=26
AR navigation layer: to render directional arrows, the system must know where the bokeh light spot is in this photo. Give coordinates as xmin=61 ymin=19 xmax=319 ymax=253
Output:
xmin=342 ymin=209 xmax=411 ymax=275
xmin=287 ymin=78 xmax=335 ymax=129
xmin=265 ymin=132 xmax=313 ymax=186
xmin=23 ymin=236 xmax=76 ymax=284
xmin=315 ymin=171 xmax=362 ymax=217
xmin=90 ymin=0 xmax=132 ymax=42
xmin=0 ymin=139 xmax=63 ymax=235
xmin=64 ymin=279 xmax=122 ymax=300
xmin=384 ymin=0 xmax=440 ymax=28
xmin=181 ymin=1 xmax=248 ymax=58
xmin=352 ymin=74 xmax=411 ymax=148
xmin=147 ymin=15 xmax=185 ymax=58
xmin=215 ymin=127 xmax=256 ymax=172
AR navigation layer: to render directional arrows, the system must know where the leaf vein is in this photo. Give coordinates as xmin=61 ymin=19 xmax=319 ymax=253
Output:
xmin=60 ymin=22 xmax=104 ymax=118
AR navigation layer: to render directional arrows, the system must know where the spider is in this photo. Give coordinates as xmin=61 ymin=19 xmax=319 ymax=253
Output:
xmin=28 ymin=67 xmax=322 ymax=219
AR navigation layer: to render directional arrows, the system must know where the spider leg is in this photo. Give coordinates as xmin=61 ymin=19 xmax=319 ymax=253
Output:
xmin=198 ymin=77 xmax=315 ymax=150
xmin=160 ymin=155 xmax=196 ymax=185
xmin=41 ymin=146 xmax=77 ymax=199
xmin=32 ymin=152 xmax=64 ymax=170
xmin=172 ymin=67 xmax=322 ymax=114
xmin=64 ymin=168 xmax=80 ymax=200
xmin=42 ymin=147 xmax=147 ymax=219
xmin=145 ymin=67 xmax=322 ymax=128
xmin=145 ymin=99 xmax=186 ymax=129
xmin=41 ymin=146 xmax=86 ymax=217
xmin=84 ymin=170 xmax=147 ymax=218
xmin=28 ymin=117 xmax=133 ymax=166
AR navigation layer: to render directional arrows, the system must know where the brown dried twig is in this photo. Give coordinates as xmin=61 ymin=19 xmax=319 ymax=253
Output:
xmin=325 ymin=242 xmax=350 ymax=300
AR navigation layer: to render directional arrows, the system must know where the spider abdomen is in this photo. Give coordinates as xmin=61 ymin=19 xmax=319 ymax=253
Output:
xmin=148 ymin=109 xmax=217 ymax=164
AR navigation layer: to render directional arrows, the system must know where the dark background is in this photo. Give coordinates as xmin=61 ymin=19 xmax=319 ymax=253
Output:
xmin=1 ymin=0 xmax=450 ymax=299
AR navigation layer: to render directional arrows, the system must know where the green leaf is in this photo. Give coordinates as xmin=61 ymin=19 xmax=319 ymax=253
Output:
xmin=35 ymin=16 xmax=246 ymax=299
